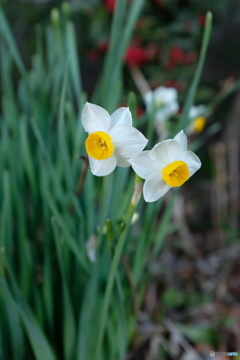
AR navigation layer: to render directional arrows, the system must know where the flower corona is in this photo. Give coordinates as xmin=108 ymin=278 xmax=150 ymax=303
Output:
xmin=188 ymin=105 xmax=207 ymax=134
xmin=162 ymin=160 xmax=190 ymax=187
xmin=86 ymin=131 xmax=114 ymax=160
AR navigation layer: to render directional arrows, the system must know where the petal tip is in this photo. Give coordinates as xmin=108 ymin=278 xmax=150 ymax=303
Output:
xmin=82 ymin=102 xmax=93 ymax=114
xmin=143 ymin=191 xmax=154 ymax=203
xmin=177 ymin=129 xmax=185 ymax=136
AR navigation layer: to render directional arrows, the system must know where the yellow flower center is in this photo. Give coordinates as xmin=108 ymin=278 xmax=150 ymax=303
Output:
xmin=162 ymin=161 xmax=190 ymax=187
xmin=194 ymin=116 xmax=206 ymax=133
xmin=85 ymin=131 xmax=114 ymax=160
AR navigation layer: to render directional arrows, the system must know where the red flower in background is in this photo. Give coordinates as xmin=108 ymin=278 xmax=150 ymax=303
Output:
xmin=104 ymin=0 xmax=115 ymax=13
xmin=164 ymin=45 xmax=197 ymax=69
xmin=136 ymin=105 xmax=144 ymax=117
xmin=125 ymin=45 xmax=148 ymax=67
xmin=198 ymin=14 xmax=206 ymax=27
xmin=169 ymin=45 xmax=185 ymax=65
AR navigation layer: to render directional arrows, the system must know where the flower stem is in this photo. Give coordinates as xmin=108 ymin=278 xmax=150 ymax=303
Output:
xmin=128 ymin=66 xmax=151 ymax=96
xmin=95 ymin=175 xmax=142 ymax=359
xmin=176 ymin=11 xmax=212 ymax=133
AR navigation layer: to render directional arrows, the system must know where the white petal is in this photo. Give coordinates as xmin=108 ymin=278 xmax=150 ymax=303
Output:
xmin=82 ymin=102 xmax=111 ymax=134
xmin=189 ymin=106 xmax=198 ymax=119
xmin=174 ymin=130 xmax=187 ymax=152
xmin=88 ymin=155 xmax=117 ymax=176
xmin=114 ymin=151 xmax=130 ymax=168
xmin=109 ymin=107 xmax=132 ymax=130
xmin=153 ymin=86 xmax=178 ymax=103
xmin=155 ymin=102 xmax=179 ymax=122
xmin=109 ymin=125 xmax=148 ymax=158
xmin=144 ymin=88 xmax=179 ymax=117
xmin=154 ymin=109 xmax=166 ymax=123
xmin=128 ymin=151 xmax=162 ymax=180
xmin=143 ymin=91 xmax=153 ymax=110
xmin=176 ymin=150 xmax=201 ymax=176
xmin=143 ymin=173 xmax=170 ymax=202
xmin=149 ymin=140 xmax=181 ymax=166
xmin=189 ymin=105 xmax=206 ymax=120
xmin=166 ymin=101 xmax=179 ymax=115
xmin=154 ymin=121 xmax=164 ymax=138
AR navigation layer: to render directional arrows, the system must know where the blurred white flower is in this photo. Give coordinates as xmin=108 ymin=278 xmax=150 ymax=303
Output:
xmin=143 ymin=86 xmax=179 ymax=124
xmin=82 ymin=102 xmax=148 ymax=176
xmin=131 ymin=212 xmax=139 ymax=225
xmin=85 ymin=235 xmax=97 ymax=263
xmin=189 ymin=105 xmax=206 ymax=119
xmin=188 ymin=105 xmax=207 ymax=134
xmin=129 ymin=130 xmax=201 ymax=202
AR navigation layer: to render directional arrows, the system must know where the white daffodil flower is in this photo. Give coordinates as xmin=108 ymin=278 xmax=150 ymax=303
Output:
xmin=143 ymin=86 xmax=179 ymax=124
xmin=188 ymin=105 xmax=207 ymax=134
xmin=129 ymin=130 xmax=201 ymax=202
xmin=82 ymin=102 xmax=148 ymax=176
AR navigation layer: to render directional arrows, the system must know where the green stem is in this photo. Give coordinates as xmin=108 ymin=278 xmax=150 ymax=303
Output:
xmin=176 ymin=11 xmax=213 ymax=133
xmin=95 ymin=176 xmax=141 ymax=359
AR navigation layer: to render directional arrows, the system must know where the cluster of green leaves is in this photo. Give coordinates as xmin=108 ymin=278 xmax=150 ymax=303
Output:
xmin=1 ymin=1 xmax=236 ymax=359
xmin=0 ymin=1 xmax=174 ymax=359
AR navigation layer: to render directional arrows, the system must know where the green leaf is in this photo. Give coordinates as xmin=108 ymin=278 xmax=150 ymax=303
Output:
xmin=77 ymin=262 xmax=100 ymax=360
xmin=176 ymin=12 xmax=213 ymax=133
xmin=150 ymin=189 xmax=179 ymax=260
xmin=0 ymin=171 xmax=12 ymax=252
xmin=116 ymin=273 xmax=126 ymax=360
xmin=0 ymin=277 xmax=57 ymax=360
xmin=5 ymin=302 xmax=24 ymax=360
xmin=65 ymin=21 xmax=84 ymax=113
xmin=95 ymin=197 xmax=137 ymax=360
xmin=176 ymin=323 xmax=218 ymax=346
xmin=51 ymin=218 xmax=76 ymax=360
xmin=19 ymin=117 xmax=36 ymax=195
xmin=207 ymin=77 xmax=240 ymax=111
xmin=162 ymin=288 xmax=185 ymax=308
xmin=0 ymin=5 xmax=26 ymax=76
xmin=94 ymin=0 xmax=127 ymax=108
xmin=46 ymin=191 xmax=88 ymax=272
xmin=190 ymin=122 xmax=222 ymax=152
xmin=58 ymin=60 xmax=74 ymax=193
